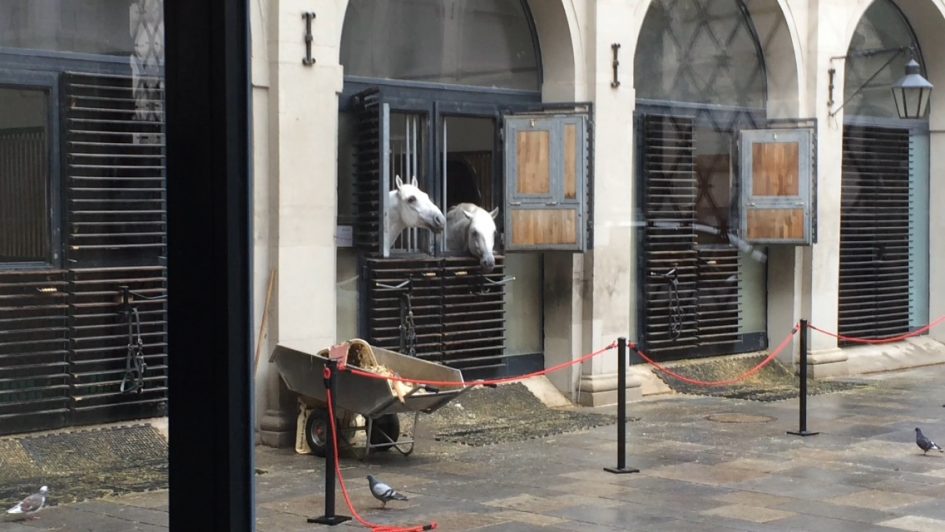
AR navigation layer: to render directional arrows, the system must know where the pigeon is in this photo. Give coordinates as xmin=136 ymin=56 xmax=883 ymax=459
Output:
xmin=367 ymin=475 xmax=408 ymax=508
xmin=915 ymin=428 xmax=944 ymax=455
xmin=5 ymin=486 xmax=48 ymax=521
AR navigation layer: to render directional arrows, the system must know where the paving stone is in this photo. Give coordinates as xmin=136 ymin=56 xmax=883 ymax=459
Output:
xmin=878 ymin=515 xmax=945 ymax=532
xmin=769 ymin=497 xmax=897 ymax=524
xmin=490 ymin=509 xmax=570 ymax=526
xmin=646 ymin=461 xmax=771 ymax=486
xmin=700 ymin=503 xmax=795 ymax=523
xmin=827 ymin=489 xmax=933 ymax=510
xmin=712 ymin=491 xmax=797 ymax=508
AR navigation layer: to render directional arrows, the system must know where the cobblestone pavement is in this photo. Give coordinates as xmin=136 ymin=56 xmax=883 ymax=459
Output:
xmin=5 ymin=362 xmax=945 ymax=531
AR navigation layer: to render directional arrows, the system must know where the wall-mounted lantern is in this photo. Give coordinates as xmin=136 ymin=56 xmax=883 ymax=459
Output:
xmin=891 ymin=59 xmax=933 ymax=119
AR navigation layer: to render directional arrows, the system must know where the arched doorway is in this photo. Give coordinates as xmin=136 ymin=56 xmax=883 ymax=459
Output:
xmin=633 ymin=0 xmax=803 ymax=359
xmin=838 ymin=0 xmax=930 ymax=341
xmin=336 ymin=0 xmax=590 ymax=378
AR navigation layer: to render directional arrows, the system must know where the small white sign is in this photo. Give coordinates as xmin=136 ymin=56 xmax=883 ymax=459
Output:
xmin=335 ymin=225 xmax=353 ymax=247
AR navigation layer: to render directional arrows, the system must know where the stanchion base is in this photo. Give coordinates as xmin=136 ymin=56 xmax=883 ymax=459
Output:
xmin=604 ymin=466 xmax=640 ymax=474
xmin=308 ymin=515 xmax=352 ymax=525
xmin=786 ymin=430 xmax=820 ymax=437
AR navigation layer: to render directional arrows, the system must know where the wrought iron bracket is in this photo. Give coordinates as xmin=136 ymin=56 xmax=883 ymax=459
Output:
xmin=302 ymin=12 xmax=316 ymax=66
xmin=611 ymin=43 xmax=621 ymax=88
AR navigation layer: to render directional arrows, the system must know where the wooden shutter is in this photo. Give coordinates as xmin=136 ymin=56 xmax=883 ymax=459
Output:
xmin=62 ymin=72 xmax=166 ymax=264
xmin=61 ymin=72 xmax=168 ymax=426
xmin=838 ymin=125 xmax=910 ymax=341
xmin=640 ymin=115 xmax=699 ymax=355
xmin=363 ymin=256 xmax=507 ymax=378
xmin=739 ymin=128 xmax=813 ymax=244
xmin=503 ymin=112 xmax=589 ymax=251
xmin=351 ymin=89 xmax=391 ymax=255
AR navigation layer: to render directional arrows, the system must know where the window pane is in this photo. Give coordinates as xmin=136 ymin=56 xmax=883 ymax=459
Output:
xmin=0 ymin=88 xmax=48 ymax=262
xmin=634 ymin=0 xmax=766 ymax=108
xmin=341 ymin=0 xmax=540 ymax=91
xmin=844 ymin=0 xmax=922 ymax=118
xmin=0 ymin=0 xmax=136 ymax=56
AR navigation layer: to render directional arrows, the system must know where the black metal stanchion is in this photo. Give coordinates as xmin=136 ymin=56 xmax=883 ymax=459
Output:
xmin=309 ymin=359 xmax=351 ymax=525
xmin=787 ymin=320 xmax=819 ymax=437
xmin=605 ymin=337 xmax=639 ymax=474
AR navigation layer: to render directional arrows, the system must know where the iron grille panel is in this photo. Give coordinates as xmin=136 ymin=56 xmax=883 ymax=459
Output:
xmin=0 ymin=270 xmax=70 ymax=433
xmin=696 ymin=246 xmax=741 ymax=346
xmin=364 ymin=256 xmax=506 ymax=375
xmin=62 ymin=72 xmax=166 ymax=265
xmin=641 ymin=115 xmax=699 ymax=354
xmin=839 ymin=125 xmax=910 ymax=341
xmin=67 ymin=267 xmax=168 ymax=418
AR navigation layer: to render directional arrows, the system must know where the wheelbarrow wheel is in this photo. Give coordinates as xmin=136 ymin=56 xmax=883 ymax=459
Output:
xmin=305 ymin=408 xmax=348 ymax=457
xmin=369 ymin=413 xmax=400 ymax=452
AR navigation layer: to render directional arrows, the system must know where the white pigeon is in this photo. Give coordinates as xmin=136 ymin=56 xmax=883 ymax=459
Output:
xmin=367 ymin=475 xmax=408 ymax=508
xmin=5 ymin=486 xmax=48 ymax=521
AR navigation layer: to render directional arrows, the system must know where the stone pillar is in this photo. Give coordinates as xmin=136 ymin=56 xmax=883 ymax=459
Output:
xmin=257 ymin=0 xmax=345 ymax=447
xmin=576 ymin=0 xmax=641 ymax=405
xmin=801 ymin=2 xmax=850 ymax=377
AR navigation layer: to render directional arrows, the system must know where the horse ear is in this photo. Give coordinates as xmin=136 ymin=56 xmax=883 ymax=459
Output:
xmin=410 ymin=175 xmax=419 ymax=187
xmin=463 ymin=209 xmax=475 ymax=221
xmin=489 ymin=207 xmax=499 ymax=219
xmin=395 ymin=175 xmax=404 ymax=189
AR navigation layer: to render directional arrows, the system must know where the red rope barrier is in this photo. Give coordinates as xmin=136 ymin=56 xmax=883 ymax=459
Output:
xmin=325 ymin=387 xmax=437 ymax=532
xmin=341 ymin=341 xmax=618 ymax=388
xmin=631 ymin=325 xmax=799 ymax=387
xmin=809 ymin=314 xmax=945 ymax=345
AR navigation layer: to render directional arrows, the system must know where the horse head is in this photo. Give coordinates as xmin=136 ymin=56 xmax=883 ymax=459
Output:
xmin=449 ymin=204 xmax=498 ymax=272
xmin=391 ymin=175 xmax=446 ymax=235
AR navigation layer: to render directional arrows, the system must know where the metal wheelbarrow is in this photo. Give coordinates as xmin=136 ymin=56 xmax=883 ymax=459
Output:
xmin=271 ymin=340 xmax=470 ymax=458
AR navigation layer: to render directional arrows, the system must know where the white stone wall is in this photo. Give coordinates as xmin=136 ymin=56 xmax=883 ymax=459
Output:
xmin=252 ymin=0 xmax=945 ymax=435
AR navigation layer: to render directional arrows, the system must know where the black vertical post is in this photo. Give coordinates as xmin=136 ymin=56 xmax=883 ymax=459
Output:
xmin=166 ymin=0 xmax=253 ymax=529
xmin=309 ymin=360 xmax=351 ymax=525
xmin=605 ymin=337 xmax=639 ymax=474
xmin=788 ymin=320 xmax=819 ymax=436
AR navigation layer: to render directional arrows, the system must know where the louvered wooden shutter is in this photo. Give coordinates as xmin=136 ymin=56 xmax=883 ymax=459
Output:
xmin=61 ymin=72 xmax=167 ymax=424
xmin=62 ymin=72 xmax=166 ymax=264
xmin=640 ymin=115 xmax=698 ymax=355
xmin=364 ymin=256 xmax=506 ymax=378
xmin=351 ymin=89 xmax=391 ymax=255
xmin=838 ymin=125 xmax=910 ymax=341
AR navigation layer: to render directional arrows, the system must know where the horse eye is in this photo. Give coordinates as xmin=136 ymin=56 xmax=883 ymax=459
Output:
xmin=407 ymin=196 xmax=417 ymax=204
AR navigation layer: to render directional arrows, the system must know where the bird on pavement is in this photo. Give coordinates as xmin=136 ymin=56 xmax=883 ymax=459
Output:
xmin=5 ymin=486 xmax=48 ymax=521
xmin=367 ymin=475 xmax=408 ymax=508
xmin=915 ymin=427 xmax=944 ymax=455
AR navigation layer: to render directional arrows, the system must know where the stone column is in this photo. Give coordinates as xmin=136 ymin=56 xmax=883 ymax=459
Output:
xmin=801 ymin=2 xmax=850 ymax=377
xmin=576 ymin=0 xmax=641 ymax=405
xmin=257 ymin=0 xmax=345 ymax=447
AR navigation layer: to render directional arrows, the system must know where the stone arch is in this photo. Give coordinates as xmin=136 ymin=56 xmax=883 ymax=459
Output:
xmin=841 ymin=0 xmax=945 ymax=342
xmin=331 ymin=1 xmax=583 ymax=100
xmin=525 ymin=0 xmax=582 ymax=101
xmin=630 ymin=0 xmax=802 ymax=116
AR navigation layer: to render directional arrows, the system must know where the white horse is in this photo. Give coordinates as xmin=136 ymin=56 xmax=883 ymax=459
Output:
xmin=446 ymin=203 xmax=498 ymax=272
xmin=388 ymin=175 xmax=446 ymax=249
